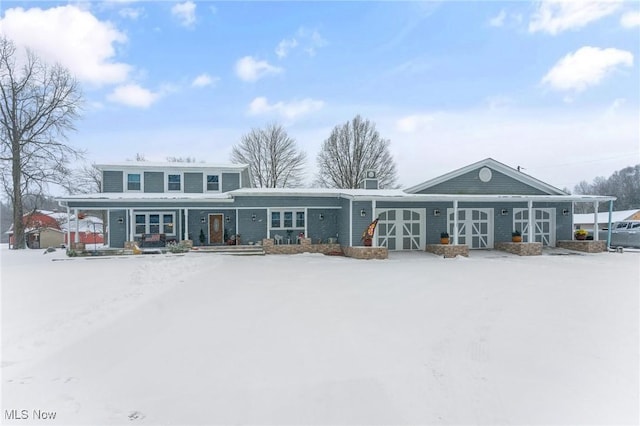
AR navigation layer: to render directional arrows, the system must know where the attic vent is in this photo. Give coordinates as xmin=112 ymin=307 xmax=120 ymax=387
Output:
xmin=479 ymin=167 xmax=492 ymax=183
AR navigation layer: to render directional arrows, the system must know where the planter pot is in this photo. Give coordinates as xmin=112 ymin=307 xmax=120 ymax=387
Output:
xmin=363 ymin=238 xmax=372 ymax=247
xmin=575 ymin=235 xmax=587 ymax=240
xmin=440 ymin=237 xmax=450 ymax=245
xmin=512 ymin=236 xmax=522 ymax=243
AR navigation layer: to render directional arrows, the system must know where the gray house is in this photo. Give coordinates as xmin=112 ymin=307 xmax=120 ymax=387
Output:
xmin=57 ymin=158 xmax=615 ymax=252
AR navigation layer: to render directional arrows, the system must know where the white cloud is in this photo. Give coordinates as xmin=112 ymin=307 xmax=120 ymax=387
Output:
xmin=275 ymin=38 xmax=298 ymax=59
xmin=235 ymin=56 xmax=283 ymax=82
xmin=529 ymin=0 xmax=622 ymax=35
xmin=542 ymin=46 xmax=633 ymax=92
xmin=489 ymin=10 xmax=507 ymax=27
xmin=171 ymin=1 xmax=196 ymax=28
xmin=107 ymin=84 xmax=161 ymax=108
xmin=119 ymin=7 xmax=142 ymax=20
xmin=620 ymin=11 xmax=640 ymax=28
xmin=191 ymin=73 xmax=218 ymax=88
xmin=0 ymin=5 xmax=131 ymax=85
xmin=396 ymin=114 xmax=436 ymax=133
xmin=248 ymin=97 xmax=324 ymax=120
xmin=298 ymin=28 xmax=327 ymax=57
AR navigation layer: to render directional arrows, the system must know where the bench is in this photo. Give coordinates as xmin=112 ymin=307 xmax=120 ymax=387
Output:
xmin=140 ymin=233 xmax=167 ymax=248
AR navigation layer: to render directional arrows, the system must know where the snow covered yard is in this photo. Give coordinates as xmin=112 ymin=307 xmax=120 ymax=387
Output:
xmin=1 ymin=246 xmax=638 ymax=425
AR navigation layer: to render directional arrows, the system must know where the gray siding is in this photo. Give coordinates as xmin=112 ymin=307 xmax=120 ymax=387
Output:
xmin=238 ymin=209 xmax=268 ymax=244
xmin=102 ymin=171 xmax=123 ymax=193
xmin=231 ymin=196 xmax=341 ymax=208
xmin=352 ymin=201 xmax=373 ymax=246
xmin=184 ymin=172 xmax=203 ymax=193
xmin=307 ymin=208 xmax=339 ymax=243
xmin=241 ymin=169 xmax=251 ymax=188
xmin=222 ymin=173 xmax=240 ymax=192
xmin=337 ymin=198 xmax=350 ymax=246
xmin=417 ymin=167 xmax=548 ymax=195
xmin=144 ymin=172 xmax=164 ymax=193
xmin=109 ymin=209 xmax=127 ymax=248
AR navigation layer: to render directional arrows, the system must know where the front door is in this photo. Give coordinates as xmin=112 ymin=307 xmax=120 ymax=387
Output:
xmin=447 ymin=208 xmax=494 ymax=249
xmin=209 ymin=214 xmax=224 ymax=244
xmin=375 ymin=208 xmax=424 ymax=250
xmin=514 ymin=208 xmax=556 ymax=246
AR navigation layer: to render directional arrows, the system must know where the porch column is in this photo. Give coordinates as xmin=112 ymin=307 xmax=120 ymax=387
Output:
xmin=371 ymin=200 xmax=377 ymax=247
xmin=74 ymin=209 xmax=79 ymax=243
xmin=593 ymin=201 xmax=599 ymax=241
xmin=304 ymin=207 xmax=308 ymax=240
xmin=528 ymin=200 xmax=534 ymax=243
xmin=129 ymin=209 xmax=134 ymax=242
xmin=66 ymin=205 xmax=71 ymax=247
xmin=184 ymin=208 xmax=189 ymax=241
xmin=267 ymin=208 xmax=271 ymax=239
xmin=453 ymin=200 xmax=459 ymax=245
xmin=349 ymin=199 xmax=353 ymax=247
xmin=607 ymin=200 xmax=613 ymax=248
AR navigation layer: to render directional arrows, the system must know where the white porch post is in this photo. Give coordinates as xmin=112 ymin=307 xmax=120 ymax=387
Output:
xmin=267 ymin=208 xmax=271 ymax=239
xmin=129 ymin=208 xmax=134 ymax=242
xmin=593 ymin=201 xmax=599 ymax=241
xmin=304 ymin=208 xmax=308 ymax=240
xmin=74 ymin=209 xmax=79 ymax=244
xmin=528 ymin=200 xmax=534 ymax=243
xmin=66 ymin=205 xmax=71 ymax=247
xmin=349 ymin=199 xmax=353 ymax=247
xmin=184 ymin=208 xmax=189 ymax=241
xmin=453 ymin=200 xmax=459 ymax=245
xmin=371 ymin=200 xmax=377 ymax=247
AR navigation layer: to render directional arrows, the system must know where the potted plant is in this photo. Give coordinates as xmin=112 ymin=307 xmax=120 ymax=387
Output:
xmin=512 ymin=230 xmax=522 ymax=243
xmin=440 ymin=232 xmax=450 ymax=245
xmin=199 ymin=229 xmax=206 ymax=246
xmin=575 ymin=229 xmax=588 ymax=240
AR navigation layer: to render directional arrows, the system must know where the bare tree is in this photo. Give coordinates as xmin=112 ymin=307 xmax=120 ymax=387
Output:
xmin=231 ymin=123 xmax=307 ymax=188
xmin=166 ymin=156 xmax=198 ymax=163
xmin=315 ymin=115 xmax=398 ymax=189
xmin=0 ymin=38 xmax=83 ymax=249
xmin=574 ymin=164 xmax=640 ymax=213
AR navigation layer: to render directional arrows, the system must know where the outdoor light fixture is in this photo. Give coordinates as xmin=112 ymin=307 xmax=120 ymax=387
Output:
xmin=117 ymin=217 xmax=124 ymax=224
xmin=563 ymin=209 xmax=570 ymax=216
xmin=360 ymin=209 xmax=366 ymax=217
xmin=251 ymin=214 xmax=256 ymax=221
xmin=433 ymin=209 xmax=440 ymax=216
xmin=225 ymin=216 xmax=230 ymax=222
xmin=319 ymin=213 xmax=324 ymax=220
xmin=200 ymin=217 xmax=206 ymax=223
xmin=501 ymin=209 xmax=509 ymax=215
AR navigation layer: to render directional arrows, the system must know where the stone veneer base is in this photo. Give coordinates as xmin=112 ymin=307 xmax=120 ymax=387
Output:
xmin=557 ymin=240 xmax=607 ymax=253
xmin=495 ymin=242 xmax=543 ymax=256
xmin=262 ymin=238 xmax=342 ymax=255
xmin=425 ymin=244 xmax=469 ymax=258
xmin=342 ymin=246 xmax=388 ymax=260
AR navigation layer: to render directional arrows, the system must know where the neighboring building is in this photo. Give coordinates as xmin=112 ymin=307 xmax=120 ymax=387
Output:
xmin=574 ymin=209 xmax=640 ymax=230
xmin=56 ymin=158 xmax=616 ymax=251
xmin=6 ymin=210 xmax=104 ymax=249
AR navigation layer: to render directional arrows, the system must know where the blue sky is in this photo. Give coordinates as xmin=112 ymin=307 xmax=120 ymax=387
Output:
xmin=1 ymin=0 xmax=638 ymax=191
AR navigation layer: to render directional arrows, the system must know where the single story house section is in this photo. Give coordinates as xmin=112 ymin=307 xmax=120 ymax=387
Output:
xmin=56 ymin=158 xmax=616 ymax=254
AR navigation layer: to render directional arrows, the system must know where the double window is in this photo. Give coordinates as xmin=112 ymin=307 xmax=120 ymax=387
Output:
xmin=271 ymin=210 xmax=305 ymax=229
xmin=135 ymin=213 xmax=175 ymax=236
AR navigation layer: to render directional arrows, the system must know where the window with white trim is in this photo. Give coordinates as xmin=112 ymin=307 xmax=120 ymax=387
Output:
xmin=271 ymin=210 xmax=304 ymax=229
xmin=134 ymin=212 xmax=176 ymax=236
xmin=206 ymin=174 xmax=219 ymax=191
xmin=167 ymin=174 xmax=181 ymax=191
xmin=127 ymin=173 xmax=141 ymax=191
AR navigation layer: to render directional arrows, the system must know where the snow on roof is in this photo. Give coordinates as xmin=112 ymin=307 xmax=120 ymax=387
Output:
xmin=58 ymin=192 xmax=234 ymax=202
xmin=95 ymin=161 xmax=248 ymax=171
xmin=228 ymin=188 xmax=407 ymax=198
xmin=574 ymin=209 xmax=640 ymax=225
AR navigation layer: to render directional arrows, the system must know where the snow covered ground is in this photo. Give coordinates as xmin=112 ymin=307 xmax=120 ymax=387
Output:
xmin=1 ymin=245 xmax=638 ymax=425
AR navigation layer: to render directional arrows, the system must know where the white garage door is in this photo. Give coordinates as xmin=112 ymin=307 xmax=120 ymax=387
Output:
xmin=376 ymin=208 xmax=425 ymax=250
xmin=514 ymin=208 xmax=556 ymax=246
xmin=447 ymin=208 xmax=494 ymax=249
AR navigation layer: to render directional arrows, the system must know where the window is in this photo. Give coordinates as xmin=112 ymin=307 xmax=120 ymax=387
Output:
xmin=127 ymin=173 xmax=141 ymax=191
xmin=134 ymin=212 xmax=176 ymax=236
xmin=271 ymin=210 xmax=304 ymax=229
xmin=207 ymin=175 xmax=219 ymax=191
xmin=271 ymin=212 xmax=281 ymax=228
xmin=168 ymin=174 xmax=181 ymax=191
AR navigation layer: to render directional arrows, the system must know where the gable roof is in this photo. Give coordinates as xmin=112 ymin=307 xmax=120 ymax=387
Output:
xmin=404 ymin=158 xmax=568 ymax=195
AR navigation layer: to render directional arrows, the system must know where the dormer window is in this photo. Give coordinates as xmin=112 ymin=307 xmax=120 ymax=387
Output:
xmin=127 ymin=173 xmax=141 ymax=191
xmin=167 ymin=174 xmax=181 ymax=191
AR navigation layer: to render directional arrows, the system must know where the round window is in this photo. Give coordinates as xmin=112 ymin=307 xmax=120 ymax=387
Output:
xmin=479 ymin=167 xmax=492 ymax=182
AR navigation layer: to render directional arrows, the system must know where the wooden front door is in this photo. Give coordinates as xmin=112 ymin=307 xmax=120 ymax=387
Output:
xmin=209 ymin=214 xmax=224 ymax=244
